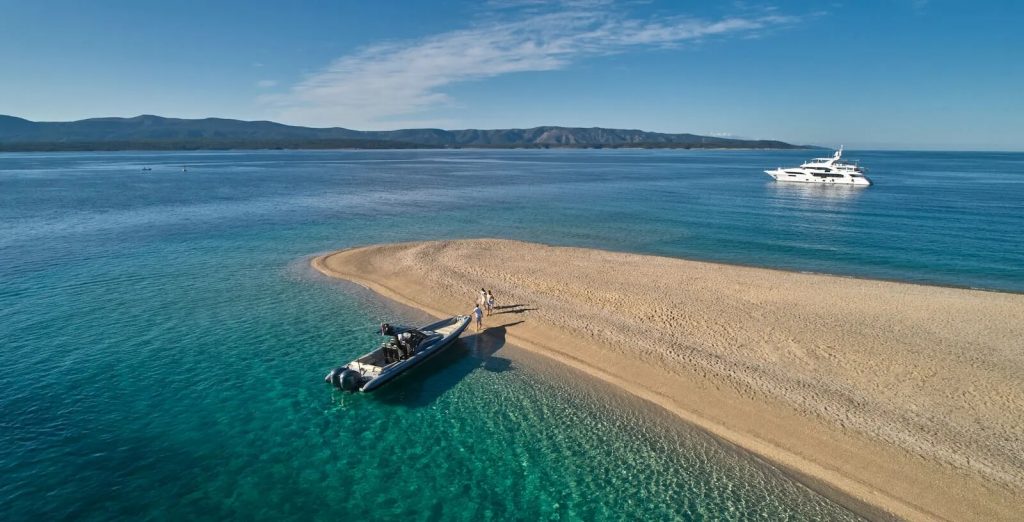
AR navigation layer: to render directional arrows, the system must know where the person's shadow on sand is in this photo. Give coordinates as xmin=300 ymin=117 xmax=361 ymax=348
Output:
xmin=471 ymin=322 xmax=521 ymax=372
xmin=371 ymin=320 xmax=524 ymax=408
xmin=491 ymin=304 xmax=536 ymax=315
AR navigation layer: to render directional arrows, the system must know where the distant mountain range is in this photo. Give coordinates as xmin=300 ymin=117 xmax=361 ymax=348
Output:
xmin=0 ymin=115 xmax=807 ymax=151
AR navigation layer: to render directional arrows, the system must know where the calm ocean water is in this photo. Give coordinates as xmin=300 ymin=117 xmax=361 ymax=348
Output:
xmin=2 ymin=149 xmax=1021 ymax=520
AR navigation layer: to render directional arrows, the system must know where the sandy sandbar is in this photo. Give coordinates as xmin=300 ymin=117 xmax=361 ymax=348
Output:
xmin=312 ymin=239 xmax=1024 ymax=521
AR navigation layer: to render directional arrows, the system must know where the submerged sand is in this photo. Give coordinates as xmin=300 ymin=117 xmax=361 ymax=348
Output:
xmin=313 ymin=239 xmax=1024 ymax=521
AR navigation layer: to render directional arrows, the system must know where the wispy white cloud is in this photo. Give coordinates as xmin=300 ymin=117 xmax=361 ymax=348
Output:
xmin=256 ymin=79 xmax=277 ymax=88
xmin=263 ymin=4 xmax=796 ymax=129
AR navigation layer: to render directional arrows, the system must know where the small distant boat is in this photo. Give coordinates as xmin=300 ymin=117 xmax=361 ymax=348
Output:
xmin=325 ymin=315 xmax=471 ymax=392
xmin=181 ymin=166 xmax=188 ymax=172
xmin=141 ymin=167 xmax=152 ymax=171
xmin=764 ymin=147 xmax=871 ymax=186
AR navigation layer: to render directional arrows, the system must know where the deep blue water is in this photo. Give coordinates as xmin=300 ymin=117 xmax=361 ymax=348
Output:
xmin=2 ymin=149 xmax=1021 ymax=520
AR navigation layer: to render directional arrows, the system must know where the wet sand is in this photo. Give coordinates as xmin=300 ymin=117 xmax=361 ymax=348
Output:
xmin=312 ymin=239 xmax=1024 ymax=521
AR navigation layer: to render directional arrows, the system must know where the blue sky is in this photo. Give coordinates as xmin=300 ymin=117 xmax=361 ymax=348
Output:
xmin=1 ymin=0 xmax=1022 ymax=149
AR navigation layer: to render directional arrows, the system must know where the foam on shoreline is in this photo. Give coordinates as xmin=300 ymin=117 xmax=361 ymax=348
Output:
xmin=312 ymin=239 xmax=1024 ymax=521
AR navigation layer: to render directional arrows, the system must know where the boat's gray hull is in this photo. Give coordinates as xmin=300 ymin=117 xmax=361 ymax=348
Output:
xmin=359 ymin=316 xmax=471 ymax=392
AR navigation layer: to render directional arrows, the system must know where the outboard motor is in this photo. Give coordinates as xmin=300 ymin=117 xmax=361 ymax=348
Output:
xmin=339 ymin=369 xmax=363 ymax=391
xmin=325 ymin=367 xmax=364 ymax=392
xmin=325 ymin=367 xmax=343 ymax=386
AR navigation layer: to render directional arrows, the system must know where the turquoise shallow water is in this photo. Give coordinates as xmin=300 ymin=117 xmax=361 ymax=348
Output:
xmin=2 ymin=149 xmax=1021 ymax=520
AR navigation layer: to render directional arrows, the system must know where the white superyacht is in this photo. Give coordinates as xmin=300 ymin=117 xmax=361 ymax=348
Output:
xmin=765 ymin=147 xmax=871 ymax=186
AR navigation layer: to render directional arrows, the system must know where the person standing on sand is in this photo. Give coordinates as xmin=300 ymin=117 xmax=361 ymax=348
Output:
xmin=478 ymin=288 xmax=487 ymax=309
xmin=472 ymin=304 xmax=484 ymax=332
xmin=485 ymin=290 xmax=495 ymax=316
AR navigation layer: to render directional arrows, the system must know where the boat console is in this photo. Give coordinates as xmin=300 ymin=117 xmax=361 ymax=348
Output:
xmin=381 ymin=329 xmax=431 ymax=363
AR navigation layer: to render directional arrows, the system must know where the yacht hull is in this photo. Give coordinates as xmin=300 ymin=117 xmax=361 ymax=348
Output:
xmin=765 ymin=169 xmax=871 ymax=186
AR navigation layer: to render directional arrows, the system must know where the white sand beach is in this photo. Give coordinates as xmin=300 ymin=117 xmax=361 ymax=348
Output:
xmin=313 ymin=239 xmax=1024 ymax=521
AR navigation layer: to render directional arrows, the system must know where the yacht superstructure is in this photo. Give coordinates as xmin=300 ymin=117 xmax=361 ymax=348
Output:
xmin=765 ymin=147 xmax=871 ymax=186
